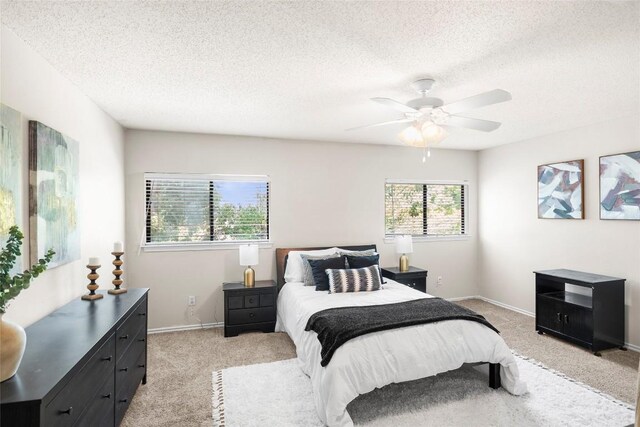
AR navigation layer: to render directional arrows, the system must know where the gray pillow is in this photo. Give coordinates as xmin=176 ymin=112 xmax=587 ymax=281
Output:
xmin=300 ymin=253 xmax=340 ymax=286
xmin=337 ymin=249 xmax=376 ymax=257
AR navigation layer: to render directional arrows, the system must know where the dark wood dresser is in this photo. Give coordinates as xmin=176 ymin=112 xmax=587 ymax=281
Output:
xmin=0 ymin=288 xmax=149 ymax=426
xmin=534 ymin=269 xmax=625 ymax=355
xmin=381 ymin=266 xmax=428 ymax=293
xmin=223 ymin=281 xmax=276 ymax=337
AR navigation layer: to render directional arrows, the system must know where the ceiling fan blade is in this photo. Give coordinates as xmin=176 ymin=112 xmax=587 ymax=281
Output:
xmin=446 ymin=115 xmax=502 ymax=132
xmin=371 ymin=97 xmax=419 ymax=114
xmin=442 ymin=89 xmax=512 ymax=115
xmin=346 ymin=118 xmax=414 ymax=131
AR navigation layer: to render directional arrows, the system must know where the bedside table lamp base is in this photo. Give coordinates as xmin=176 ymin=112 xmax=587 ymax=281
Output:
xmin=399 ymin=254 xmax=409 ymax=272
xmin=244 ymin=266 xmax=255 ymax=287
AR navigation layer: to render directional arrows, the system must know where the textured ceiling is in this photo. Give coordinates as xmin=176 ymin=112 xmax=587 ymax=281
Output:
xmin=2 ymin=1 xmax=639 ymax=150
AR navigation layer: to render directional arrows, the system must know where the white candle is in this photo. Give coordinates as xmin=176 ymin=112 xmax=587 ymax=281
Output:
xmin=88 ymin=257 xmax=101 ymax=266
xmin=113 ymin=241 xmax=123 ymax=252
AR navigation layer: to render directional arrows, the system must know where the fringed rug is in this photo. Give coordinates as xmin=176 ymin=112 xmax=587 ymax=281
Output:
xmin=212 ymin=354 xmax=634 ymax=426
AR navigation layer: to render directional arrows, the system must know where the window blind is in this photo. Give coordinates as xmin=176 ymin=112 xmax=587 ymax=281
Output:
xmin=145 ymin=174 xmax=269 ymax=245
xmin=385 ymin=182 xmax=465 ymax=236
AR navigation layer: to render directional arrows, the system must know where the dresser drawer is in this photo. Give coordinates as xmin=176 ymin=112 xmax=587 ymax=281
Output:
xmin=260 ymin=292 xmax=274 ymax=307
xmin=399 ymin=278 xmax=426 ymax=293
xmin=73 ymin=373 xmax=115 ymax=427
xmin=116 ymin=328 xmax=146 ymax=390
xmin=227 ymin=307 xmax=275 ymax=325
xmin=244 ymin=294 xmax=259 ymax=308
xmin=116 ymin=298 xmax=147 ymax=360
xmin=228 ymin=296 xmax=243 ymax=310
xmin=44 ymin=334 xmax=115 ymax=426
xmin=115 ymin=350 xmax=147 ymax=426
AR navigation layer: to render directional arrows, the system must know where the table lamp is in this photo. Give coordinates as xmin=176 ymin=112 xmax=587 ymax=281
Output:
xmin=239 ymin=244 xmax=259 ymax=287
xmin=395 ymin=235 xmax=413 ymax=272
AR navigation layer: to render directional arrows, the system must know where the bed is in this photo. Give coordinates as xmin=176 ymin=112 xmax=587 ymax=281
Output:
xmin=274 ymin=245 xmax=527 ymax=427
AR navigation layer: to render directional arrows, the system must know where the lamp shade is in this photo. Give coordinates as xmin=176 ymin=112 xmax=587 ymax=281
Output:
xmin=239 ymin=244 xmax=259 ymax=266
xmin=395 ymin=235 xmax=413 ymax=254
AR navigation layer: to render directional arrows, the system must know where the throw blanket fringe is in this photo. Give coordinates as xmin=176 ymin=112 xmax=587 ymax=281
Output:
xmin=305 ymin=297 xmax=500 ymax=367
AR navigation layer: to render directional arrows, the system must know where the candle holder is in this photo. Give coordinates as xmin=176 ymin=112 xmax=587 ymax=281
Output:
xmin=108 ymin=252 xmax=127 ymax=295
xmin=82 ymin=264 xmax=104 ymax=301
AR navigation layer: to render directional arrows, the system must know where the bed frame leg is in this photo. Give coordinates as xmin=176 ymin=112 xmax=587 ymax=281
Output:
xmin=489 ymin=363 xmax=501 ymax=389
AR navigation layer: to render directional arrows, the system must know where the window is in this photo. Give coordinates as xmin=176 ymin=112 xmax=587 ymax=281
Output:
xmin=144 ymin=174 xmax=269 ymax=246
xmin=385 ymin=181 xmax=466 ymax=237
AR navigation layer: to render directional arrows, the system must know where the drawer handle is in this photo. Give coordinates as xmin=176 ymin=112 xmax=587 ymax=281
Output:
xmin=101 ymin=355 xmax=112 ymax=361
xmin=556 ymin=312 xmax=562 ymax=322
xmin=137 ymin=338 xmax=146 ymax=342
xmin=249 ymin=313 xmax=255 ymax=318
xmin=102 ymin=393 xmax=112 ymax=399
xmin=249 ymin=298 xmax=254 ymax=304
xmin=564 ymin=314 xmax=569 ymax=324
xmin=138 ymin=312 xmax=146 ymax=316
xmin=120 ymin=334 xmax=129 ymax=340
xmin=119 ymin=367 xmax=129 ymax=372
xmin=138 ymin=363 xmax=146 ymax=368
xmin=59 ymin=407 xmax=73 ymax=415
xmin=119 ymin=398 xmax=128 ymax=403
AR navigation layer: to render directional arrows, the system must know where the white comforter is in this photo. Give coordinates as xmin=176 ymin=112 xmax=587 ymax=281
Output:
xmin=275 ymin=280 xmax=527 ymax=427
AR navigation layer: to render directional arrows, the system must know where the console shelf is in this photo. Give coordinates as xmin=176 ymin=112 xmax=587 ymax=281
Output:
xmin=534 ymin=269 xmax=625 ymax=355
xmin=538 ymin=290 xmax=593 ymax=309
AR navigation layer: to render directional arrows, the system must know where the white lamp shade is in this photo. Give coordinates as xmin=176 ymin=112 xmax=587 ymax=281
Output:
xmin=239 ymin=244 xmax=259 ymax=266
xmin=395 ymin=235 xmax=413 ymax=254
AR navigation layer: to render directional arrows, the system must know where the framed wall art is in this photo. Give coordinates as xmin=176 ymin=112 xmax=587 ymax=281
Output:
xmin=600 ymin=151 xmax=640 ymax=220
xmin=1 ymin=104 xmax=24 ymax=272
xmin=29 ymin=121 xmax=80 ymax=268
xmin=537 ymin=159 xmax=584 ymax=219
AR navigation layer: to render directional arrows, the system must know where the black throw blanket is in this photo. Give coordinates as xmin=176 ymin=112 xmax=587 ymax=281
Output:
xmin=305 ymin=297 xmax=500 ymax=367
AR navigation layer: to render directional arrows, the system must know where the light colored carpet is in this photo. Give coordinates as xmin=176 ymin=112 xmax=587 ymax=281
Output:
xmin=213 ymin=356 xmax=635 ymax=426
xmin=121 ymin=299 xmax=638 ymax=427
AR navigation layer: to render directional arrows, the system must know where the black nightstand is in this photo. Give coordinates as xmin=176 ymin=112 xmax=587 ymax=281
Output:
xmin=223 ymin=280 xmax=277 ymax=337
xmin=381 ymin=266 xmax=428 ymax=293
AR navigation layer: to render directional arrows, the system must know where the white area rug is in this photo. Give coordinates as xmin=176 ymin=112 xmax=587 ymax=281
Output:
xmin=212 ymin=354 xmax=635 ymax=427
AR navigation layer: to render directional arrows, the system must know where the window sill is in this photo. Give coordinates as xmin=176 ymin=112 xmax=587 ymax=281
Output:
xmin=383 ymin=235 xmax=472 ymax=244
xmin=141 ymin=242 xmax=273 ymax=252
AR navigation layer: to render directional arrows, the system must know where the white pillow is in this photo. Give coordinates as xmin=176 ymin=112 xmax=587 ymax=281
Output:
xmin=284 ymin=247 xmax=338 ymax=283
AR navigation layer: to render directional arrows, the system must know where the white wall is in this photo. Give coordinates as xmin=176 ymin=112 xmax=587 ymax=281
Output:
xmin=1 ymin=26 xmax=125 ymax=326
xmin=125 ymin=130 xmax=478 ymax=329
xmin=478 ymin=115 xmax=640 ymax=349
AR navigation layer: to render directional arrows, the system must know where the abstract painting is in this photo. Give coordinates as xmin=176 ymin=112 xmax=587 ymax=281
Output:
xmin=537 ymin=159 xmax=584 ymax=219
xmin=29 ymin=121 xmax=80 ymax=268
xmin=600 ymin=151 xmax=640 ymax=220
xmin=1 ymin=104 xmax=23 ymax=272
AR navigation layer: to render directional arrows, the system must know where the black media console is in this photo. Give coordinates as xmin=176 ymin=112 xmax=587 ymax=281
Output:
xmin=534 ymin=269 xmax=625 ymax=356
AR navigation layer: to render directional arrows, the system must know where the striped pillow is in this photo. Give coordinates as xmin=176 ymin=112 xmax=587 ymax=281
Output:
xmin=325 ymin=265 xmax=382 ymax=294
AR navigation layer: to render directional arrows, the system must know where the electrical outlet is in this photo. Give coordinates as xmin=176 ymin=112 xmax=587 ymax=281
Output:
xmin=188 ymin=295 xmax=196 ymax=306
xmin=436 ymin=276 xmax=443 ymax=287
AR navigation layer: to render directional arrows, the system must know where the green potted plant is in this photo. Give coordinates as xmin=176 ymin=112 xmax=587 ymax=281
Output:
xmin=0 ymin=226 xmax=54 ymax=382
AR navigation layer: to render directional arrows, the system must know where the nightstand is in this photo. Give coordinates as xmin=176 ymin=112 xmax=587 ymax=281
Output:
xmin=222 ymin=280 xmax=277 ymax=337
xmin=381 ymin=266 xmax=428 ymax=293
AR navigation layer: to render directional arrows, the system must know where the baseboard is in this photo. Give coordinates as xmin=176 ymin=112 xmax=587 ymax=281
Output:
xmin=475 ymin=296 xmax=535 ymax=317
xmin=148 ymin=321 xmax=224 ymax=334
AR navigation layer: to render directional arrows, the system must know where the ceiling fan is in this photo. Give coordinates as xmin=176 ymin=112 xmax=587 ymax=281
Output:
xmin=348 ymin=78 xmax=511 ymax=157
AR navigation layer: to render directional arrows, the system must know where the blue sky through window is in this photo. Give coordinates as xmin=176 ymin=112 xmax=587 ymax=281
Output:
xmin=216 ymin=181 xmax=267 ymax=206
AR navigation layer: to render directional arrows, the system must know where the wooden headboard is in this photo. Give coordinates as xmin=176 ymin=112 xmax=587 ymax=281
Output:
xmin=275 ymin=244 xmax=377 ymax=289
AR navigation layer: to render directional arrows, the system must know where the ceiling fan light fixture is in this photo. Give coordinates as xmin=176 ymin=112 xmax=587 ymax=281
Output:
xmin=421 ymin=121 xmax=448 ymax=144
xmin=398 ymin=125 xmax=424 ymax=147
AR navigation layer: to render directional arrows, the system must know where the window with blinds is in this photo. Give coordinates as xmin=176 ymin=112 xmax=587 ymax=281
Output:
xmin=145 ymin=174 xmax=269 ymax=245
xmin=385 ymin=181 xmax=466 ymax=237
